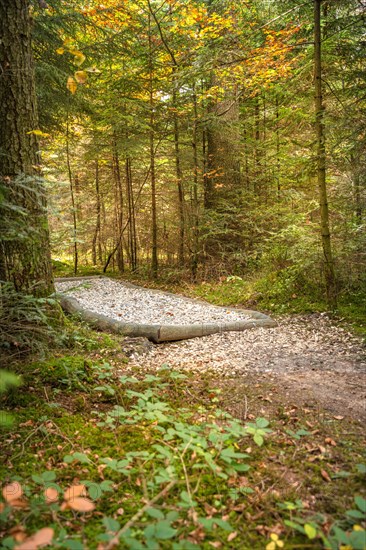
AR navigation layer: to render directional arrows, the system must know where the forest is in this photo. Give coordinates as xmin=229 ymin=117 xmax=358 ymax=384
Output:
xmin=0 ymin=0 xmax=365 ymax=549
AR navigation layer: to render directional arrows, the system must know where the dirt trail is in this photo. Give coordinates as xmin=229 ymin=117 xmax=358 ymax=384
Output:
xmin=129 ymin=314 xmax=366 ymax=422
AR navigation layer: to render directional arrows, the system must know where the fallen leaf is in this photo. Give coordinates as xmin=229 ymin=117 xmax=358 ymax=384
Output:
xmin=227 ymin=531 xmax=238 ymax=542
xmin=321 ymin=469 xmax=331 ymax=482
xmin=64 ymin=484 xmax=86 ymax=501
xmin=15 ymin=527 xmax=54 ymax=550
xmin=325 ymin=437 xmax=336 ymax=446
xmin=44 ymin=487 xmax=59 ymax=504
xmin=9 ymin=525 xmax=26 ymax=542
xmin=74 ymin=70 xmax=87 ymax=84
xmin=67 ymin=497 xmax=95 ymax=512
xmin=67 ymin=76 xmax=77 ymax=95
xmin=333 ymin=415 xmax=344 ymax=420
xmin=2 ymin=482 xmax=23 ymax=503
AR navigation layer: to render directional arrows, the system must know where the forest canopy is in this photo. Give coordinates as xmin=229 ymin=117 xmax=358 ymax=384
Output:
xmin=2 ymin=0 xmax=366 ymax=310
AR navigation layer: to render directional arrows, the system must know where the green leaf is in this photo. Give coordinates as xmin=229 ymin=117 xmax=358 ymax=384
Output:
xmin=220 ymin=448 xmax=249 ymax=459
xmin=146 ymin=507 xmax=165 ymax=519
xmin=42 ymin=471 xmax=56 ymax=482
xmin=100 ymin=480 xmax=114 ymax=492
xmin=332 ymin=526 xmax=350 ymax=545
xmin=284 ymin=520 xmax=305 ymax=534
xmin=349 ymin=529 xmax=366 ymax=550
xmin=304 ymin=523 xmax=317 ymax=540
xmin=253 ymin=432 xmax=264 ymax=446
xmin=354 ymin=495 xmax=366 ymax=513
xmin=154 ymin=521 xmax=178 ymax=540
xmin=255 ymin=417 xmax=269 ymax=428
xmin=64 ymin=452 xmax=91 ymax=464
xmin=346 ymin=509 xmax=365 ymax=520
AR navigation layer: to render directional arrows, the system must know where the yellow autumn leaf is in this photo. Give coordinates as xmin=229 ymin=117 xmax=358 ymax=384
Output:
xmin=27 ymin=129 xmax=50 ymax=137
xmin=67 ymin=76 xmax=77 ymax=94
xmin=56 ymin=47 xmax=64 ymax=55
xmin=74 ymin=70 xmax=87 ymax=84
xmin=73 ymin=52 xmax=86 ymax=66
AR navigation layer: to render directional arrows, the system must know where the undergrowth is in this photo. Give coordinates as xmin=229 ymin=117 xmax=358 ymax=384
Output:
xmin=1 ymin=334 xmax=365 ymax=549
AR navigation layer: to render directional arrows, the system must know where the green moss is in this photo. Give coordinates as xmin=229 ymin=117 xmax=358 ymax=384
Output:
xmin=1 ymin=340 xmax=365 ymax=550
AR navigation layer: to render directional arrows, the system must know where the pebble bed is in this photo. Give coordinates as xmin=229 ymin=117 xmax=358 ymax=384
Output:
xmin=55 ymin=278 xmax=252 ymax=326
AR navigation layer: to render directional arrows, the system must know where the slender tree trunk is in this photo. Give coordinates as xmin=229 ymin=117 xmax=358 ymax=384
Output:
xmin=351 ymin=153 xmax=362 ymax=224
xmin=191 ymin=90 xmax=200 ymax=281
xmin=148 ymin=14 xmax=158 ymax=278
xmin=314 ymin=0 xmax=337 ymax=307
xmin=0 ymin=0 xmax=54 ymax=296
xmin=125 ymin=156 xmax=137 ymax=271
xmin=173 ymin=87 xmax=185 ymax=267
xmin=254 ymin=96 xmax=261 ymax=196
xmin=113 ymin=134 xmax=124 ymax=273
xmin=276 ymin=96 xmax=281 ymax=200
xmin=66 ymin=118 xmax=78 ymax=275
xmin=92 ymin=159 xmax=101 ymax=265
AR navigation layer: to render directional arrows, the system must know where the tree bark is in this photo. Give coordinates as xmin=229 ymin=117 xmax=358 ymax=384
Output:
xmin=191 ymin=89 xmax=200 ymax=281
xmin=314 ymin=0 xmax=337 ymax=308
xmin=125 ymin=156 xmax=137 ymax=272
xmin=66 ymin=117 xmax=78 ymax=275
xmin=113 ymin=134 xmax=124 ymax=273
xmin=0 ymin=0 xmax=54 ymax=296
xmin=148 ymin=13 xmax=158 ymax=278
xmin=92 ymin=159 xmax=102 ymax=265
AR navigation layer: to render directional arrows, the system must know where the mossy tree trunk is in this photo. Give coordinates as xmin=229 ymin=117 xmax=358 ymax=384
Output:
xmin=0 ymin=0 xmax=54 ymax=296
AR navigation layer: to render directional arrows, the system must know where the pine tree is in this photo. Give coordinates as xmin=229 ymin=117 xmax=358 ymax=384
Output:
xmin=0 ymin=0 xmax=54 ymax=296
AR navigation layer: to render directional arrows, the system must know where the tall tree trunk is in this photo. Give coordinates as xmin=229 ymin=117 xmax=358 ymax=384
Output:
xmin=125 ymin=156 xmax=137 ymax=271
xmin=254 ymin=96 xmax=261 ymax=196
xmin=205 ymin=79 xmax=241 ymax=261
xmin=0 ymin=0 xmax=54 ymax=296
xmin=148 ymin=13 xmax=158 ymax=278
xmin=113 ymin=134 xmax=124 ymax=273
xmin=66 ymin=118 xmax=78 ymax=275
xmin=173 ymin=87 xmax=185 ymax=267
xmin=351 ymin=153 xmax=362 ymax=224
xmin=92 ymin=159 xmax=102 ymax=265
xmin=276 ymin=95 xmax=281 ymax=200
xmin=314 ymin=0 xmax=337 ymax=307
xmin=191 ymin=90 xmax=200 ymax=281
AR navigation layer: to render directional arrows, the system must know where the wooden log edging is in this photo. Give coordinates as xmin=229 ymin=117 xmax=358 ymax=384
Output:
xmin=54 ymin=277 xmax=277 ymax=343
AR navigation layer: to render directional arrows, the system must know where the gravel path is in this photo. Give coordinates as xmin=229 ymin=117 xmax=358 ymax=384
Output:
xmin=127 ymin=314 xmax=366 ymax=422
xmin=56 ymin=278 xmax=253 ymax=326
xmin=56 ymin=278 xmax=366 ymax=421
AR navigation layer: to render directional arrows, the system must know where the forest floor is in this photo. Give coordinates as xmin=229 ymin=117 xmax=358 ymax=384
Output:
xmin=127 ymin=313 xmax=366 ymax=424
xmin=1 ymin=280 xmax=366 ymax=549
xmin=56 ymin=276 xmax=366 ymax=423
